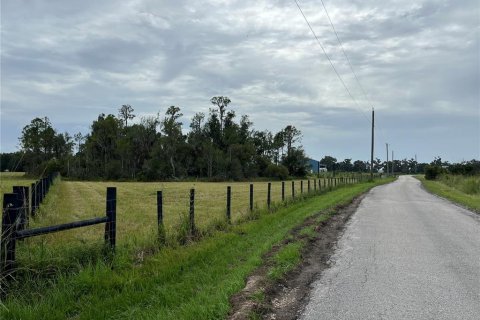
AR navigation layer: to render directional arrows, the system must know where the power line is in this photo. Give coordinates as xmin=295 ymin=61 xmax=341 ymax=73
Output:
xmin=319 ymin=0 xmax=390 ymax=146
xmin=319 ymin=0 xmax=373 ymax=109
xmin=293 ymin=0 xmax=370 ymax=124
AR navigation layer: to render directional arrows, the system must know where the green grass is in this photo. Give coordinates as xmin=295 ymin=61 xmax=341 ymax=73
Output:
xmin=10 ymin=177 xmax=359 ymax=270
xmin=267 ymin=241 xmax=303 ymax=280
xmin=436 ymin=174 xmax=480 ymax=195
xmin=1 ymin=178 xmax=392 ymax=320
xmin=418 ymin=175 xmax=480 ymax=212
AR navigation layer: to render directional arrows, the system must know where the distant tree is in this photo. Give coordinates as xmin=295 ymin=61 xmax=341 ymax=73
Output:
xmin=353 ymin=160 xmax=367 ymax=172
xmin=272 ymin=131 xmax=285 ymax=164
xmin=210 ymin=96 xmax=231 ymax=132
xmin=20 ymin=117 xmax=56 ymax=158
xmin=118 ymin=104 xmax=135 ymax=127
xmin=282 ymin=125 xmax=301 ymax=155
xmin=161 ymin=106 xmax=185 ymax=177
xmin=239 ymin=115 xmax=253 ymax=144
xmin=339 ymin=158 xmax=353 ymax=172
xmin=320 ymin=156 xmax=337 ymax=171
xmin=86 ymin=114 xmax=122 ymax=176
xmin=20 ymin=117 xmax=71 ymax=173
xmin=282 ymin=147 xmax=308 ymax=176
xmin=73 ymin=132 xmax=85 ymax=154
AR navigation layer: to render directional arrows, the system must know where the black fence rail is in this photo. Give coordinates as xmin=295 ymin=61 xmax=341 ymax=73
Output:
xmin=1 ymin=187 xmax=116 ymax=274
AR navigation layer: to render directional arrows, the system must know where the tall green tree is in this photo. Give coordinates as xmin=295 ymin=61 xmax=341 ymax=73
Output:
xmin=118 ymin=104 xmax=135 ymax=127
xmin=85 ymin=114 xmax=122 ymax=177
xmin=160 ymin=106 xmax=185 ymax=178
xmin=20 ymin=117 xmax=72 ymax=173
xmin=210 ymin=96 xmax=231 ymax=133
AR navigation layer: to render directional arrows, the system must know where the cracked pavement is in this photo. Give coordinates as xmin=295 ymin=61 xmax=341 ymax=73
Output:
xmin=300 ymin=176 xmax=480 ymax=320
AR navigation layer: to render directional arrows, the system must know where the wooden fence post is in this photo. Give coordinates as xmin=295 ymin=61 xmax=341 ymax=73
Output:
xmin=226 ymin=186 xmax=231 ymax=223
xmin=157 ymin=190 xmax=165 ymax=244
xmin=12 ymin=186 xmax=29 ymax=231
xmin=308 ymin=180 xmax=311 ymax=193
xmin=267 ymin=183 xmax=271 ymax=210
xmin=249 ymin=184 xmax=254 ymax=212
xmin=314 ymin=179 xmax=317 ymax=192
xmin=157 ymin=191 xmax=163 ymax=228
xmin=1 ymin=193 xmax=21 ymax=273
xmin=300 ymin=180 xmax=303 ymax=194
xmin=281 ymin=181 xmax=285 ymax=202
xmin=105 ymin=187 xmax=116 ymax=250
xmin=189 ymin=188 xmax=195 ymax=236
xmin=292 ymin=181 xmax=295 ymax=199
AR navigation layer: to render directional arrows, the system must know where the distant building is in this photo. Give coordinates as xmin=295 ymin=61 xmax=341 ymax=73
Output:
xmin=308 ymin=159 xmax=327 ymax=173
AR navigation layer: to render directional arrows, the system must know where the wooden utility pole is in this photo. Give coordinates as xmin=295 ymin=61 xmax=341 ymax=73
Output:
xmin=392 ymin=150 xmax=394 ymax=175
xmin=370 ymin=109 xmax=374 ymax=180
xmin=386 ymin=143 xmax=389 ymax=176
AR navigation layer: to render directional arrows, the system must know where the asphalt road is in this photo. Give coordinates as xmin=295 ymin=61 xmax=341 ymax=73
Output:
xmin=301 ymin=175 xmax=480 ymax=320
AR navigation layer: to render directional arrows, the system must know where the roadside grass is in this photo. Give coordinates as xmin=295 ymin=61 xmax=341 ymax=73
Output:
xmin=436 ymin=174 xmax=480 ymax=195
xmin=1 ymin=179 xmax=392 ymax=320
xmin=267 ymin=241 xmax=303 ymax=280
xmin=417 ymin=175 xmax=480 ymax=212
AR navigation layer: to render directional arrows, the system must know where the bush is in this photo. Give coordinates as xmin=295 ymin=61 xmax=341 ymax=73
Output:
xmin=265 ymin=164 xmax=289 ymax=180
xmin=424 ymin=165 xmax=443 ymax=180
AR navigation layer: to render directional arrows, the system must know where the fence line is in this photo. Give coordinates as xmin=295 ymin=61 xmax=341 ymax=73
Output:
xmin=2 ymin=175 xmax=373 ymax=275
xmin=1 ymin=187 xmax=116 ymax=273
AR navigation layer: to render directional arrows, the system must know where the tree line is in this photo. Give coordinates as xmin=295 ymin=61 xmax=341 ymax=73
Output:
xmin=8 ymin=97 xmax=311 ymax=180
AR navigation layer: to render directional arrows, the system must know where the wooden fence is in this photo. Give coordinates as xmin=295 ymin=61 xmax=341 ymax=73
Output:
xmin=1 ymin=175 xmax=364 ymax=275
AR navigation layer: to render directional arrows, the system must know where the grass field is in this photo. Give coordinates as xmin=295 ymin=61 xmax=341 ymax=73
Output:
xmin=1 ymin=177 xmax=393 ymax=320
xmin=418 ymin=175 xmax=480 ymax=212
xmin=0 ymin=173 xmax=358 ymax=271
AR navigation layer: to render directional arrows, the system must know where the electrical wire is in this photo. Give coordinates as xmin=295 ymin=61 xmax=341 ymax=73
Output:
xmin=293 ymin=0 xmax=370 ymax=123
xmin=295 ymin=0 xmax=390 ymax=159
xmin=319 ymin=0 xmax=373 ymax=109
xmin=319 ymin=0 xmax=390 ymax=148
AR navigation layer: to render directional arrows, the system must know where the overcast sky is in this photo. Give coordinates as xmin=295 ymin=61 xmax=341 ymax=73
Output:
xmin=1 ymin=0 xmax=479 ymax=163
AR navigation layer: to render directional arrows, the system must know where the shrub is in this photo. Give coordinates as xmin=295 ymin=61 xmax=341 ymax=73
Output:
xmin=265 ymin=164 xmax=289 ymax=180
xmin=424 ymin=165 xmax=443 ymax=180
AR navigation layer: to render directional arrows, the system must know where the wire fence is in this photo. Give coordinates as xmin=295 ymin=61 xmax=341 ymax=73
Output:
xmin=1 ymin=174 xmax=370 ymax=275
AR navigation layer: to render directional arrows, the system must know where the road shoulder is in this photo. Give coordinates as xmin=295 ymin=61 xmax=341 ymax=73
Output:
xmin=228 ymin=193 xmax=366 ymax=320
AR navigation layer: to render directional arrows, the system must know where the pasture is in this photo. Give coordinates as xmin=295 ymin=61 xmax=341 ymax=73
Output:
xmin=1 ymin=173 xmax=350 ymax=269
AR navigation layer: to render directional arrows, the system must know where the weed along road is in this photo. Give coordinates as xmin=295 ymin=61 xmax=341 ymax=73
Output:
xmin=300 ymin=176 xmax=480 ymax=320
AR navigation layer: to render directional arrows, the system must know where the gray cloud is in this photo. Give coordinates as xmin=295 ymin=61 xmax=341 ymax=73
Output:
xmin=1 ymin=0 xmax=478 ymax=163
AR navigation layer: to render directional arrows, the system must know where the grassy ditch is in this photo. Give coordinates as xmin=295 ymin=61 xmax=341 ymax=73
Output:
xmin=417 ymin=175 xmax=480 ymax=212
xmin=1 ymin=179 xmax=391 ymax=320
